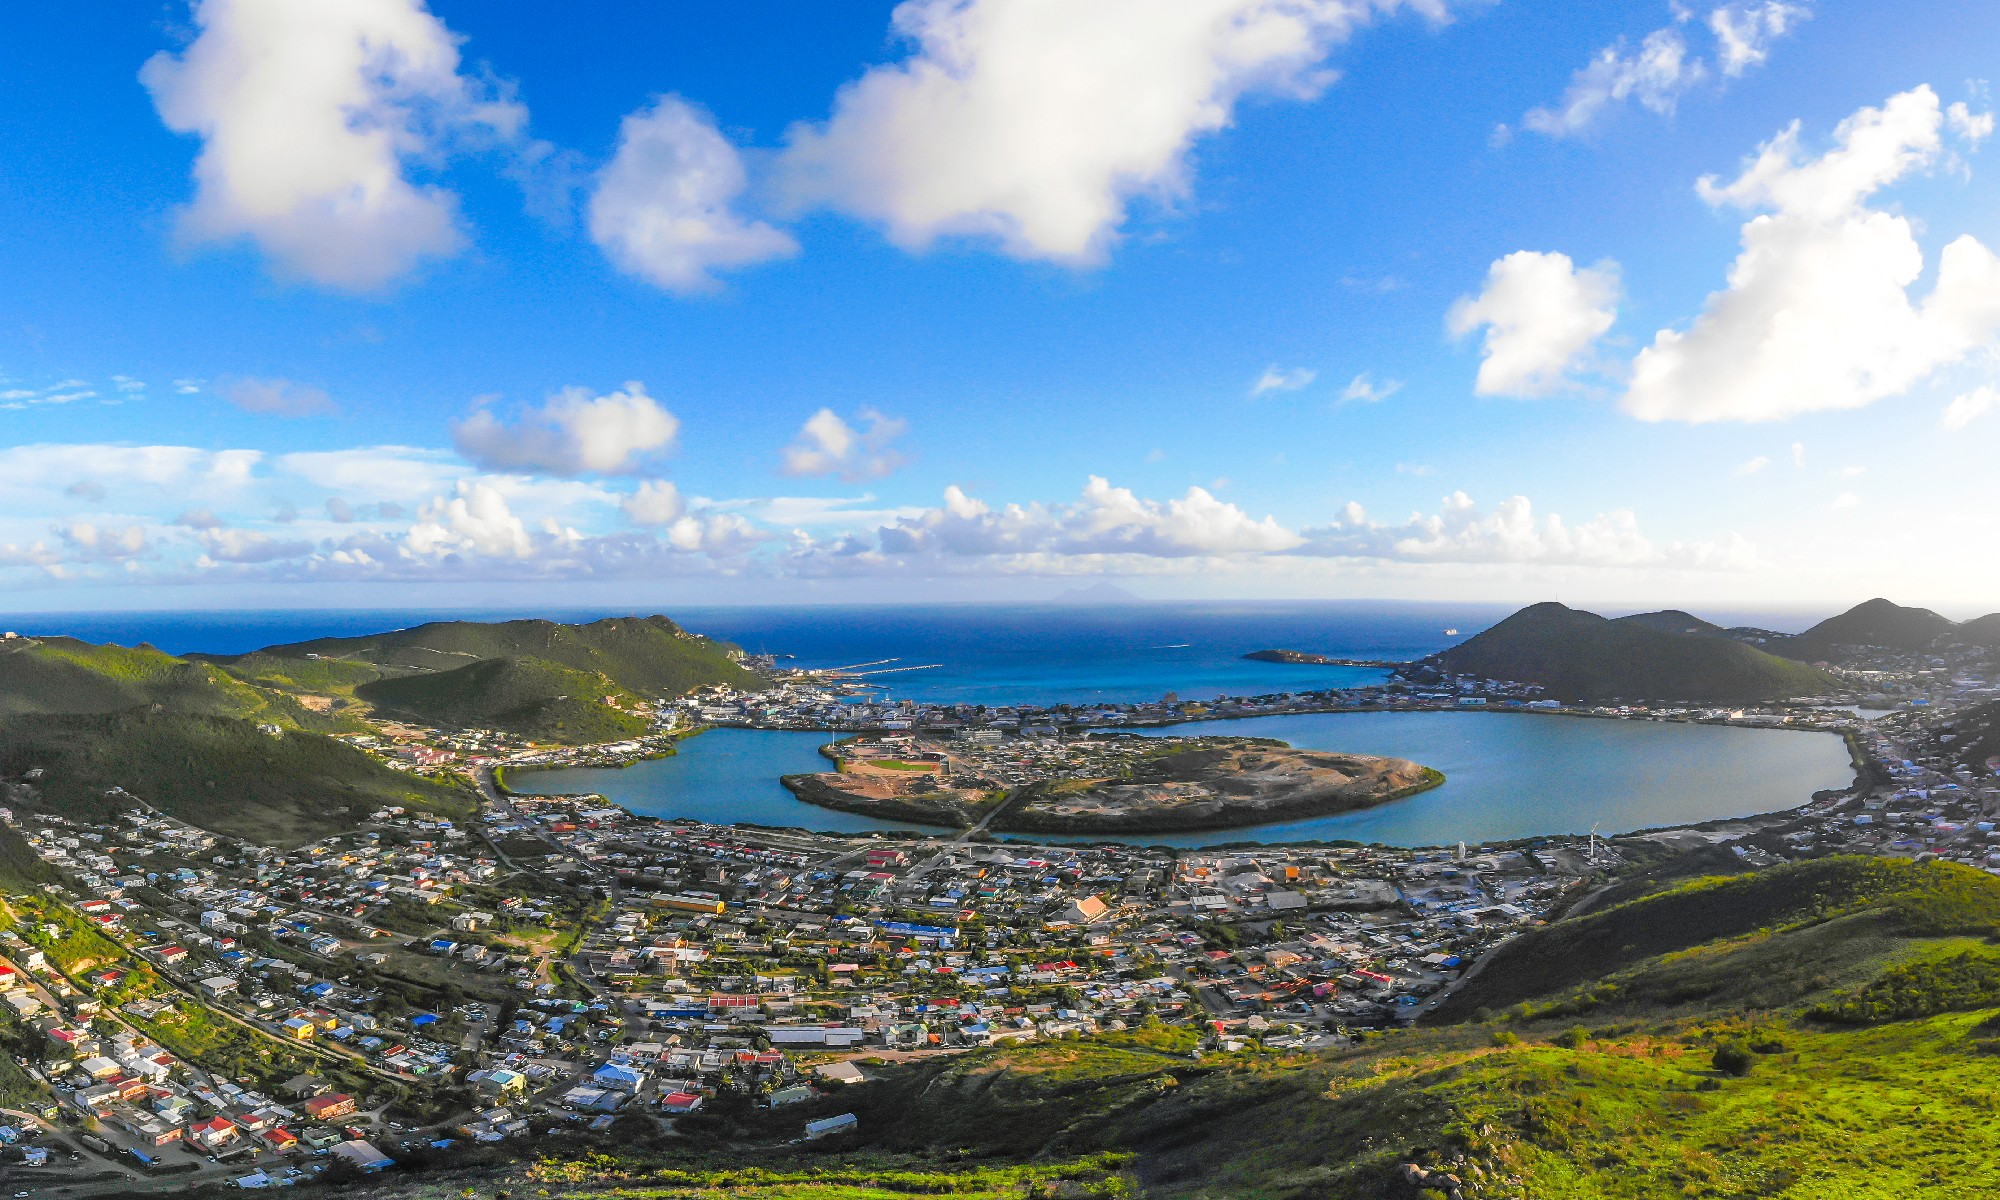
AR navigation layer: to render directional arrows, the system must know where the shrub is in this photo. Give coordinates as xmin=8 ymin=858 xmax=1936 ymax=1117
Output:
xmin=1490 ymin=1030 xmax=1521 ymax=1047
xmin=1552 ymin=1026 xmax=1588 ymax=1049
xmin=1712 ymin=1042 xmax=1755 ymax=1076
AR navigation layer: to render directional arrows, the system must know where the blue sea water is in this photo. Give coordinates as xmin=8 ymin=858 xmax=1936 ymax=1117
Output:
xmin=12 ymin=601 xmax=1510 ymax=704
xmin=15 ymin=601 xmax=1854 ymax=847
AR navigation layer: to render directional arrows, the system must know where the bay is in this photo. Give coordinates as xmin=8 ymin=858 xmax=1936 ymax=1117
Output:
xmin=507 ymin=711 xmax=1856 ymax=849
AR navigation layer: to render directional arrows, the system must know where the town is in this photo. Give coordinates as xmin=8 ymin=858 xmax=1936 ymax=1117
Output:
xmin=0 ymin=639 xmax=1997 ymax=1195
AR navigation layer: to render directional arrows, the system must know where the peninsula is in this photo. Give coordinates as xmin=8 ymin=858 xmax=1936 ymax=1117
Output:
xmin=780 ymin=733 xmax=1442 ymax=834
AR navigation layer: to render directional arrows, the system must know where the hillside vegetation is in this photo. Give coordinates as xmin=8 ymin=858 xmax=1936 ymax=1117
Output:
xmin=0 ymin=635 xmax=268 ymax=717
xmin=357 ymin=655 xmax=651 ymax=743
xmin=1420 ymin=602 xmax=1842 ymax=702
xmin=1427 ymin=856 xmax=2000 ymax=1022
xmin=0 ymin=710 xmax=472 ymax=847
xmin=208 ymin=614 xmax=761 ymax=696
xmin=202 ymin=614 xmax=761 ymax=743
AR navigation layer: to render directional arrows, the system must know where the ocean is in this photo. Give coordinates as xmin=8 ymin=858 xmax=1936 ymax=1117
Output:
xmin=12 ymin=601 xmax=1517 ymax=705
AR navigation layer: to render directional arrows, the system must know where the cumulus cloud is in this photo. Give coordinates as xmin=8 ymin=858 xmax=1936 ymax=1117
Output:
xmin=453 ymin=383 xmax=679 ymax=476
xmin=778 ymin=0 xmax=1451 ymax=263
xmin=198 ymin=527 xmax=312 ymax=563
xmin=1250 ymin=365 xmax=1316 ymax=397
xmin=1296 ymin=492 xmax=1754 ymax=569
xmin=1733 ymin=455 xmax=1771 ymax=476
xmin=141 ymin=0 xmax=523 ymax=289
xmin=404 ymin=480 xmax=534 ymax=558
xmin=1448 ymin=251 xmax=1619 ymax=397
xmin=221 ymin=376 xmax=338 ymax=417
xmin=588 ymin=95 xmax=797 ymax=294
xmin=1624 ymin=87 xmax=2000 ymax=422
xmin=1523 ymin=2 xmax=1808 ymax=138
xmin=54 ymin=521 xmax=151 ymax=561
xmin=781 ymin=408 xmax=909 ymax=481
xmin=862 ymin=476 xmax=1302 ymax=560
xmin=621 ymin=480 xmax=685 ymax=525
xmin=1943 ymin=386 xmax=2000 ymax=431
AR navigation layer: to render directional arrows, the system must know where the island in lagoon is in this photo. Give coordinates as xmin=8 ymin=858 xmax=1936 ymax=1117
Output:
xmin=1243 ymin=648 xmax=1408 ymax=667
xmin=781 ymin=733 xmax=1442 ymax=834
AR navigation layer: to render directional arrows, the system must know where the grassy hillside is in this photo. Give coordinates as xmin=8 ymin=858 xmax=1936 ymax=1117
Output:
xmin=0 ymin=635 xmax=269 ymax=717
xmin=209 ymin=614 xmax=763 ymax=697
xmin=1611 ymin=609 xmax=1728 ymax=637
xmin=1423 ymin=602 xmax=1842 ymax=703
xmin=357 ymin=655 xmax=651 ymax=744
xmin=1427 ymin=856 xmax=2000 ymax=1023
xmin=0 ymin=710 xmax=473 ymax=846
xmin=1780 ymin=598 xmax=1955 ymax=658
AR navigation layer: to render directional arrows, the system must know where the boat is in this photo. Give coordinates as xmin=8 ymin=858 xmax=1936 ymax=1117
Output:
xmin=1443 ymin=628 xmax=1459 ymax=636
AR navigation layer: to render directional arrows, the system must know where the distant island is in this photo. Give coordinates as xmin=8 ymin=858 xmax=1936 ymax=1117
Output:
xmin=1244 ymin=648 xmax=1407 ymax=668
xmin=782 ymin=734 xmax=1442 ymax=834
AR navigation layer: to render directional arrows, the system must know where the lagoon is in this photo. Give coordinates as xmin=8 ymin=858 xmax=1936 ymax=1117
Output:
xmin=506 ymin=711 xmax=1856 ymax=849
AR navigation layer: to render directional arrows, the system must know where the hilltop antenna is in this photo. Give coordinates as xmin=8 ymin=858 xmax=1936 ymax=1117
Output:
xmin=1587 ymin=822 xmax=1600 ymax=865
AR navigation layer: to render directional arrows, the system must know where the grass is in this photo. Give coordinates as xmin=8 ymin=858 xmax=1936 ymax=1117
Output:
xmin=524 ymin=1154 xmax=1136 ymax=1199
xmin=1428 ymin=856 xmax=2000 ymax=1022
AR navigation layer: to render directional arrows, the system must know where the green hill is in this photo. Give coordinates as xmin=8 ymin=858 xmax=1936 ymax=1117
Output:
xmin=0 ymin=710 xmax=472 ymax=847
xmin=1779 ymin=598 xmax=1957 ymax=659
xmin=356 ymin=655 xmax=652 ymax=744
xmin=1420 ymin=601 xmax=1842 ymax=703
xmin=0 ymin=635 xmax=268 ymax=718
xmin=1426 ymin=856 xmax=2000 ymax=1023
xmin=1611 ymin=608 xmax=1728 ymax=637
xmin=207 ymin=614 xmax=762 ymax=696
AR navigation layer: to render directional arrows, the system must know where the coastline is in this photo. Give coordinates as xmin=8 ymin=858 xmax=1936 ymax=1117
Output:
xmin=492 ymin=704 xmax=1868 ymax=853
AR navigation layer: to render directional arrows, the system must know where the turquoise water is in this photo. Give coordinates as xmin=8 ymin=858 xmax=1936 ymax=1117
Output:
xmin=506 ymin=711 xmax=1856 ymax=848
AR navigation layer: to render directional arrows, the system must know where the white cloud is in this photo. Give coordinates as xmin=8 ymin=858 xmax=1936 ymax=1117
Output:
xmin=1523 ymin=3 xmax=1809 ymax=138
xmin=276 ymin=446 xmax=458 ymax=501
xmin=588 ymin=95 xmax=797 ymax=294
xmin=198 ymin=527 xmax=312 ymax=563
xmin=453 ymin=382 xmax=679 ymax=476
xmin=865 ymin=476 xmax=1303 ymax=560
xmin=1251 ymin=364 xmax=1316 ymax=396
xmin=54 ymin=521 xmax=151 ymax=561
xmin=404 ymin=481 xmax=534 ymax=559
xmin=1791 ymin=441 xmax=1806 ymax=468
xmin=221 ymin=376 xmax=337 ymax=417
xmin=1708 ymin=1 xmax=1810 ymax=77
xmin=1624 ymin=86 xmax=2000 ymax=422
xmin=1943 ymin=385 xmax=2000 ymax=431
xmin=1340 ymin=372 xmax=1402 ymax=402
xmin=1297 ymin=492 xmax=1754 ymax=569
xmin=1524 ymin=24 xmax=1701 ymax=138
xmin=778 ymin=0 xmax=1450 ymax=263
xmin=1448 ymin=251 xmax=1619 ymax=396
xmin=1733 ymin=455 xmax=1770 ymax=476
xmin=1829 ymin=491 xmax=1861 ymax=510
xmin=1948 ymin=101 xmax=1996 ymax=148
xmin=621 ymin=480 xmax=685 ymax=525
xmin=780 ymin=408 xmax=909 ymax=481
xmin=141 ymin=0 xmax=523 ymax=289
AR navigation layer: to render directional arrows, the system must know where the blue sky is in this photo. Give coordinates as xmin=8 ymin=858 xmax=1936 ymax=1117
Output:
xmin=3 ymin=0 xmax=1999 ymax=614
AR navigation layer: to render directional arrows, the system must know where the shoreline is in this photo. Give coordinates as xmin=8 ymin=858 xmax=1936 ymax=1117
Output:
xmin=497 ymin=705 xmax=1867 ymax=854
